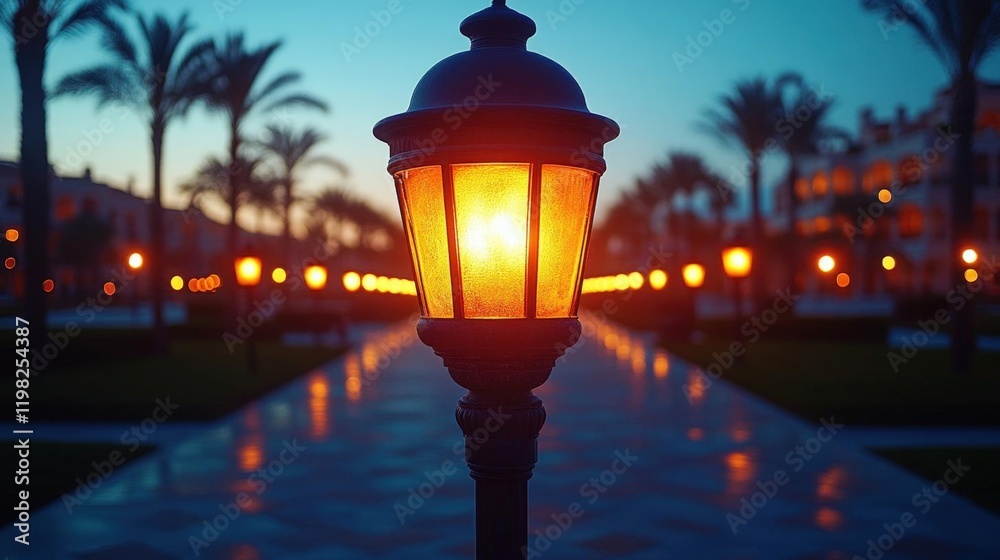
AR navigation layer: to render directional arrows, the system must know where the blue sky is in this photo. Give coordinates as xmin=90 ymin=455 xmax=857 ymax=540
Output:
xmin=2 ymin=0 xmax=999 ymax=231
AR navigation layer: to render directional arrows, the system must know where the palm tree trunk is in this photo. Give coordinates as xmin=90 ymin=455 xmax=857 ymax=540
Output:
xmin=150 ymin=120 xmax=169 ymax=354
xmin=15 ymin=23 xmax=50 ymax=348
xmin=227 ymin=121 xmax=240 ymax=323
xmin=785 ymin=161 xmax=800 ymax=292
xmin=749 ymin=156 xmax=766 ymax=306
xmin=283 ymin=177 xmax=293 ymax=263
xmin=949 ymin=70 xmax=977 ymax=374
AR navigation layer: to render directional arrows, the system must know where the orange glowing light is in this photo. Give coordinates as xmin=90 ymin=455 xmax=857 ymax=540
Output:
xmin=376 ymin=275 xmax=390 ymax=293
xmin=682 ymin=263 xmax=706 ymax=288
xmin=208 ymin=274 xmax=221 ymax=290
xmin=877 ymin=188 xmax=892 ymax=203
xmin=627 ymin=271 xmax=644 ymax=290
xmin=5 ymin=228 xmax=18 ymax=242
xmin=188 ymin=278 xmax=199 ymax=292
xmin=235 ymin=256 xmax=262 ymax=287
xmin=127 ymin=252 xmax=144 ymax=270
xmin=965 ymin=269 xmax=979 ymax=283
xmin=305 ymin=265 xmax=328 ymax=291
xmin=836 ymin=273 xmax=851 ymax=288
xmin=43 ymin=279 xmax=54 ymax=293
xmin=342 ymin=271 xmax=361 ymax=292
xmin=103 ymin=282 xmax=116 ymax=296
xmin=817 ymin=255 xmax=836 ymax=273
xmin=4 ymin=257 xmax=14 ymax=270
xmin=196 ymin=278 xmax=207 ymax=292
xmin=271 ymin=267 xmax=286 ymax=284
xmin=361 ymin=273 xmax=377 ymax=292
xmin=722 ymin=246 xmax=752 ymax=279
xmin=653 ymin=349 xmax=670 ymax=379
xmin=962 ymin=248 xmax=978 ymax=264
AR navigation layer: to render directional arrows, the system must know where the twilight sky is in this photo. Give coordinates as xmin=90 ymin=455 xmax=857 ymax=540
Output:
xmin=2 ymin=0 xmax=999 ymax=233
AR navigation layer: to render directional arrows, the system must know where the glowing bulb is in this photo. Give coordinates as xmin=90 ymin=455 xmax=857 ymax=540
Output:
xmin=361 ymin=273 xmax=377 ymax=292
xmin=882 ymin=256 xmax=896 ymax=271
xmin=836 ymin=273 xmax=850 ymax=288
xmin=818 ymin=255 xmax=836 ymax=273
xmin=648 ymin=270 xmax=667 ymax=290
xmin=272 ymin=267 xmax=287 ymax=284
xmin=682 ymin=264 xmax=706 ymax=288
xmin=962 ymin=249 xmax=978 ymax=265
xmin=965 ymin=269 xmax=979 ymax=283
xmin=877 ymin=189 xmax=892 ymax=203
xmin=127 ymin=252 xmax=144 ymax=270
xmin=343 ymin=271 xmax=361 ymax=292
xmin=5 ymin=228 xmax=18 ymax=242
xmin=170 ymin=276 xmax=184 ymax=291
xmin=103 ymin=282 xmax=116 ymax=296
xmin=627 ymin=271 xmax=644 ymax=290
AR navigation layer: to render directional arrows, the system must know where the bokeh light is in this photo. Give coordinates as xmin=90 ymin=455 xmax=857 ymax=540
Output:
xmin=648 ymin=269 xmax=667 ymax=291
xmin=877 ymin=188 xmax=892 ymax=203
xmin=965 ymin=269 xmax=979 ymax=283
xmin=5 ymin=228 xmax=18 ymax=242
xmin=272 ymin=267 xmax=287 ymax=284
xmin=343 ymin=271 xmax=361 ymax=292
xmin=43 ymin=279 xmax=54 ymax=293
xmin=362 ymin=273 xmax=378 ymax=292
xmin=127 ymin=252 xmax=144 ymax=270
xmin=818 ymin=255 xmax=836 ymax=273
xmin=4 ymin=257 xmax=14 ymax=270
xmin=170 ymin=276 xmax=184 ymax=291
xmin=882 ymin=256 xmax=896 ymax=271
xmin=682 ymin=264 xmax=706 ymax=288
xmin=836 ymin=273 xmax=850 ymax=288
xmin=103 ymin=282 xmax=116 ymax=296
xmin=962 ymin=248 xmax=978 ymax=265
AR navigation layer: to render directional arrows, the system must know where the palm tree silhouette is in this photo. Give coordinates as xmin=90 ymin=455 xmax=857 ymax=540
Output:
xmin=52 ymin=10 xmax=213 ymax=353
xmin=257 ymin=124 xmax=348 ymax=260
xmin=199 ymin=32 xmax=327 ymax=311
xmin=701 ymin=77 xmax=782 ymax=303
xmin=862 ymin=1 xmax=1000 ymax=372
xmin=652 ymin=152 xmax=728 ymax=249
xmin=1 ymin=0 xmax=126 ymax=343
xmin=774 ymin=72 xmax=848 ymax=292
xmin=180 ymin=154 xmax=273 ymax=218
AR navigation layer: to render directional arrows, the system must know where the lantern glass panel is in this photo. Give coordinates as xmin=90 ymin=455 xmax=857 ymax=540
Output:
xmin=536 ymin=165 xmax=596 ymax=318
xmin=452 ymin=163 xmax=531 ymax=319
xmin=398 ymin=166 xmax=454 ymax=318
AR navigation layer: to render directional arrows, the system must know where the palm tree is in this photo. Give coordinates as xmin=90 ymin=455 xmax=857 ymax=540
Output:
xmin=52 ymin=10 xmax=212 ymax=353
xmin=863 ymin=1 xmax=1000 ymax=373
xmin=243 ymin=174 xmax=281 ymax=233
xmin=774 ymin=72 xmax=848 ymax=291
xmin=200 ymin=32 xmax=327 ymax=306
xmin=652 ymin=152 xmax=726 ymax=248
xmin=312 ymin=187 xmax=360 ymax=248
xmin=257 ymin=124 xmax=348 ymax=259
xmin=180 ymin=154 xmax=272 ymax=219
xmin=1 ymin=0 xmax=126 ymax=345
xmin=700 ymin=77 xmax=782 ymax=303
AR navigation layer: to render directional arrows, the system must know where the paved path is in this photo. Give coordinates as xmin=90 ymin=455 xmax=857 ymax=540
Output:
xmin=3 ymin=319 xmax=999 ymax=559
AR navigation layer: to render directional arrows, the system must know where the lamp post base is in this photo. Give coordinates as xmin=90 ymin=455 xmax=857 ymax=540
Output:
xmin=417 ymin=318 xmax=580 ymax=560
xmin=457 ymin=391 xmax=544 ymax=560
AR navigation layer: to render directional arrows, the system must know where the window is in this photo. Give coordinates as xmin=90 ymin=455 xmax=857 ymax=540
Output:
xmin=54 ymin=195 xmax=76 ymax=221
xmin=812 ymin=172 xmax=830 ymax=197
xmin=832 ymin=167 xmax=855 ymax=195
xmin=795 ymin=178 xmax=810 ymax=201
xmin=899 ymin=204 xmax=924 ymax=238
xmin=864 ymin=161 xmax=893 ymax=193
xmin=898 ymin=155 xmax=923 ymax=186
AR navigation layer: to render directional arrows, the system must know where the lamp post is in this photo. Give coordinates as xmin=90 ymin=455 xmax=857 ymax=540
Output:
xmin=722 ymin=241 xmax=752 ymax=337
xmin=234 ymin=253 xmax=262 ymax=375
xmin=305 ymin=265 xmax=328 ymax=344
xmin=127 ymin=251 xmax=144 ymax=322
xmin=374 ymin=2 xmax=618 ymax=557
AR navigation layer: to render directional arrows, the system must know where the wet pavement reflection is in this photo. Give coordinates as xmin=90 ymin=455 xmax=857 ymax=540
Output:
xmin=4 ymin=318 xmax=999 ymax=559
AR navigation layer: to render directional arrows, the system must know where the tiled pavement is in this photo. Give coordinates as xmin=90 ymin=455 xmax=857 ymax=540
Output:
xmin=4 ymin=318 xmax=999 ymax=559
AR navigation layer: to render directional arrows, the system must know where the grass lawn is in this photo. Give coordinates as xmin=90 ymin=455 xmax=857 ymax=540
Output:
xmin=661 ymin=337 xmax=1000 ymax=426
xmin=873 ymin=447 xmax=1000 ymax=516
xmin=6 ymin=440 xmax=154 ymax=524
xmin=33 ymin=339 xmax=347 ymax=423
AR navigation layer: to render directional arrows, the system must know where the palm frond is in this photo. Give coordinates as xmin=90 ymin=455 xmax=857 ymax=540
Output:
xmin=52 ymin=0 xmax=126 ymax=41
xmin=51 ymin=64 xmax=137 ymax=105
xmin=262 ymin=92 xmax=328 ymax=114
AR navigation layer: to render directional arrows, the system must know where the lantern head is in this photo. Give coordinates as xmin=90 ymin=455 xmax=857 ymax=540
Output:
xmin=374 ymin=0 xmax=618 ymax=392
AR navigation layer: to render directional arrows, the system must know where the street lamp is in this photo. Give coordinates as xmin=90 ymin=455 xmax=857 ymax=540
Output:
xmin=682 ymin=263 xmax=706 ymax=289
xmin=374 ymin=1 xmax=618 ymax=557
xmin=722 ymin=239 xmax=753 ymax=332
xmin=127 ymin=251 xmax=144 ymax=320
xmin=234 ymin=253 xmax=262 ymax=375
xmin=305 ymin=265 xmax=328 ymax=344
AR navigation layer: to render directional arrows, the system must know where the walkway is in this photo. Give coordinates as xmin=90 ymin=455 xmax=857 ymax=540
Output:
xmin=3 ymin=319 xmax=999 ymax=559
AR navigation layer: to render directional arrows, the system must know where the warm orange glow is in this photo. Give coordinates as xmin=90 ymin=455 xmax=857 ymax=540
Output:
xmin=882 ymin=256 xmax=896 ymax=271
xmin=453 ymin=164 xmax=530 ymax=318
xmin=5 ymin=228 xmax=18 ymax=242
xmin=272 ymin=267 xmax=287 ymax=284
xmin=43 ymin=279 xmax=54 ymax=293
xmin=817 ymin=255 xmax=836 ymax=273
xmin=535 ymin=165 xmax=595 ymax=317
xmin=4 ymin=257 xmax=14 ymax=270
xmin=877 ymin=188 xmax=892 ymax=203
xmin=965 ymin=268 xmax=979 ymax=283
xmin=188 ymin=278 xmax=199 ymax=292
xmin=648 ymin=269 xmax=667 ymax=290
xmin=627 ymin=271 xmax=644 ymax=290
xmin=342 ymin=271 xmax=361 ymax=292
xmin=376 ymin=275 xmax=390 ymax=293
xmin=397 ymin=163 xmax=595 ymax=319
xmin=962 ymin=248 xmax=978 ymax=264
xmin=170 ymin=276 xmax=184 ymax=291
xmin=836 ymin=273 xmax=851 ymax=288
xmin=208 ymin=274 xmax=221 ymax=290
xmin=722 ymin=246 xmax=752 ymax=279
xmin=653 ymin=349 xmax=670 ymax=379
xmin=237 ymin=436 xmax=264 ymax=472
xmin=682 ymin=264 xmax=706 ymax=288
xmin=235 ymin=256 xmax=262 ymax=287
xmin=196 ymin=278 xmax=207 ymax=292
xmin=127 ymin=252 xmax=143 ymax=270
xmin=305 ymin=265 xmax=328 ymax=291
xmin=103 ymin=282 xmax=116 ymax=296
xmin=361 ymin=273 xmax=377 ymax=292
